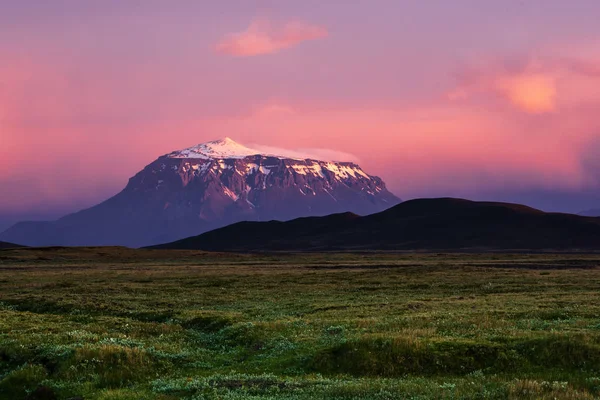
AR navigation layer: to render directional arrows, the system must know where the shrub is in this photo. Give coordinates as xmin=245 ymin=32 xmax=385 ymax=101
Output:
xmin=0 ymin=364 xmax=48 ymax=399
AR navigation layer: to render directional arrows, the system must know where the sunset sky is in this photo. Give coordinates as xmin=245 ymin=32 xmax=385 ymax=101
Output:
xmin=2 ymin=0 xmax=600 ymax=229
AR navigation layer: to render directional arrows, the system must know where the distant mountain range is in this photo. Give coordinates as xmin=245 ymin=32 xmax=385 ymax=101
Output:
xmin=150 ymin=198 xmax=600 ymax=251
xmin=0 ymin=241 xmax=24 ymax=249
xmin=580 ymin=209 xmax=600 ymax=217
xmin=0 ymin=138 xmax=399 ymax=247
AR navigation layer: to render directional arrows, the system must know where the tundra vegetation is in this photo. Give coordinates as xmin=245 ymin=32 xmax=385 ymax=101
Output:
xmin=1 ymin=247 xmax=599 ymax=399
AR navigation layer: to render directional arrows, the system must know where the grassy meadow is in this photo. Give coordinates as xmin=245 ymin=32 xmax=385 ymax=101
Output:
xmin=1 ymin=248 xmax=600 ymax=399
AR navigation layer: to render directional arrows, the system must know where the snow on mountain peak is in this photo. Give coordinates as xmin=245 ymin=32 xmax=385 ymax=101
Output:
xmin=168 ymin=137 xmax=264 ymax=159
xmin=167 ymin=137 xmax=358 ymax=164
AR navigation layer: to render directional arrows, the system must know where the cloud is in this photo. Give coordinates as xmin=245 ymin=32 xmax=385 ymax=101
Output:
xmin=250 ymin=144 xmax=359 ymax=163
xmin=243 ymin=103 xmax=360 ymax=162
xmin=494 ymin=73 xmax=557 ymax=113
xmin=446 ymin=53 xmax=600 ymax=114
xmin=215 ymin=19 xmax=328 ymax=57
xmin=447 ymin=59 xmax=561 ymax=114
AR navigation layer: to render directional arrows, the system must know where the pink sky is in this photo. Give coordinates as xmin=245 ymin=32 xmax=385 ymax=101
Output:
xmin=1 ymin=0 xmax=600 ymax=217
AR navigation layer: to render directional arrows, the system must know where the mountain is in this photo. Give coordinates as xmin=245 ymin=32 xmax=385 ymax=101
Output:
xmin=150 ymin=198 xmax=600 ymax=251
xmin=0 ymin=241 xmax=24 ymax=249
xmin=580 ymin=209 xmax=600 ymax=217
xmin=0 ymin=138 xmax=400 ymax=247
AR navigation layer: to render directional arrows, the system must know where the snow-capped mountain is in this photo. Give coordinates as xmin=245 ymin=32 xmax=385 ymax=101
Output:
xmin=0 ymin=138 xmax=401 ymax=247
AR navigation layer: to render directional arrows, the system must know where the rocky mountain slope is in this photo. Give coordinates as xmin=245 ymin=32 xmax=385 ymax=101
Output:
xmin=151 ymin=198 xmax=600 ymax=251
xmin=0 ymin=138 xmax=400 ymax=247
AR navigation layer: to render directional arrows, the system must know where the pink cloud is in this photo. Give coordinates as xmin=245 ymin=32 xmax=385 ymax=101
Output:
xmin=250 ymin=144 xmax=359 ymax=163
xmin=494 ymin=73 xmax=557 ymax=113
xmin=215 ymin=19 xmax=328 ymax=57
xmin=448 ymin=54 xmax=600 ymax=114
xmin=448 ymin=59 xmax=558 ymax=114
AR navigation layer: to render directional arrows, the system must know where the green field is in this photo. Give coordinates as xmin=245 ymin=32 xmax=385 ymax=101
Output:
xmin=1 ymin=248 xmax=600 ymax=399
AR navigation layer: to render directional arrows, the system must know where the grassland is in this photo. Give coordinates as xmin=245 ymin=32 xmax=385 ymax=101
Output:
xmin=1 ymin=247 xmax=600 ymax=399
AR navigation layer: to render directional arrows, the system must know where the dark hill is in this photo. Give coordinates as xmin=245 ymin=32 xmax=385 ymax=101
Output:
xmin=150 ymin=198 xmax=600 ymax=251
xmin=0 ymin=241 xmax=25 ymax=249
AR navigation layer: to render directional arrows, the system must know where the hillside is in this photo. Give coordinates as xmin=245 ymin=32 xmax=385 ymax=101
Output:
xmin=0 ymin=241 xmax=24 ymax=249
xmin=151 ymin=198 xmax=600 ymax=251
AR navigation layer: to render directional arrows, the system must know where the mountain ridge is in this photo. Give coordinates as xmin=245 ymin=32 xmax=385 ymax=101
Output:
xmin=149 ymin=197 xmax=600 ymax=251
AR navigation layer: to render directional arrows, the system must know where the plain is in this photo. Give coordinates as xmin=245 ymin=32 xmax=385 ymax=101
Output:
xmin=0 ymin=248 xmax=599 ymax=399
